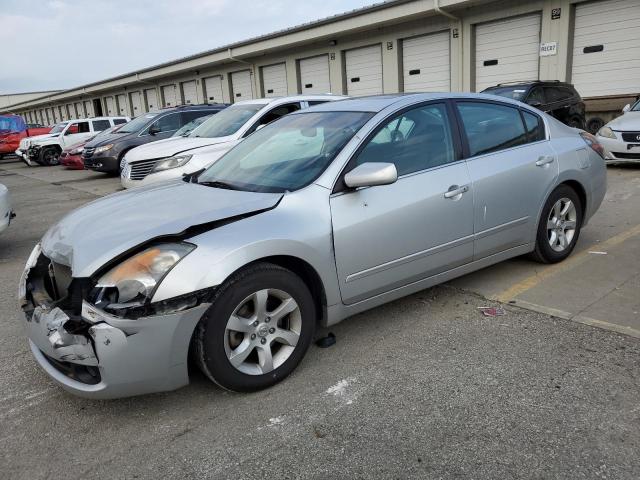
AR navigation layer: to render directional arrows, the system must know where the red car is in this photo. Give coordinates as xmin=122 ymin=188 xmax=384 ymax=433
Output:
xmin=60 ymin=123 xmax=125 ymax=169
xmin=0 ymin=114 xmax=51 ymax=157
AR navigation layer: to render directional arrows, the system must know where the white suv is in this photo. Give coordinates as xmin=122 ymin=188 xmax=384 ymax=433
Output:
xmin=21 ymin=116 xmax=129 ymax=166
xmin=121 ymin=95 xmax=346 ymax=188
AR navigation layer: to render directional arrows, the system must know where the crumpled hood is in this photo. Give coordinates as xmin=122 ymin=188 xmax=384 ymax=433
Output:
xmin=126 ymin=136 xmax=234 ymax=162
xmin=609 ymin=111 xmax=640 ymax=131
xmin=41 ymin=181 xmax=282 ymax=277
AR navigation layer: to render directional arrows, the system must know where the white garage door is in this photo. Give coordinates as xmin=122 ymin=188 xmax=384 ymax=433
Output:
xmin=231 ymin=70 xmax=254 ymax=102
xmin=66 ymin=104 xmax=74 ymax=119
xmin=572 ymin=0 xmax=640 ymax=97
xmin=130 ymin=91 xmax=142 ymax=116
xmin=39 ymin=109 xmax=46 ymax=124
xmin=116 ymin=94 xmax=128 ymax=116
xmin=84 ymin=101 xmax=94 ymax=117
xmin=402 ymin=31 xmax=451 ymax=92
xmin=299 ymin=55 xmax=331 ymax=94
xmin=181 ymin=80 xmax=198 ymax=104
xmin=345 ymin=45 xmax=383 ymax=96
xmin=262 ymin=63 xmax=287 ymax=97
xmin=104 ymin=96 xmax=116 ymax=116
xmin=144 ymin=88 xmax=158 ymax=111
xmin=162 ymin=84 xmax=177 ymax=107
xmin=74 ymin=102 xmax=83 ymax=118
xmin=58 ymin=106 xmax=66 ymax=121
xmin=475 ymin=13 xmax=541 ymax=92
xmin=204 ymin=76 xmax=224 ymax=103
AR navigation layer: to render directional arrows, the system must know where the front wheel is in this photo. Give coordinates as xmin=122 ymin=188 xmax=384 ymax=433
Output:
xmin=39 ymin=147 xmax=60 ymax=166
xmin=193 ymin=262 xmax=316 ymax=392
xmin=530 ymin=185 xmax=583 ymax=264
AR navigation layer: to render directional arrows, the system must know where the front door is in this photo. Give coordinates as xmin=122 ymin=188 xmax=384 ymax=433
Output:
xmin=61 ymin=121 xmax=92 ymax=148
xmin=330 ymin=102 xmax=474 ymax=304
xmin=454 ymin=101 xmax=559 ymax=259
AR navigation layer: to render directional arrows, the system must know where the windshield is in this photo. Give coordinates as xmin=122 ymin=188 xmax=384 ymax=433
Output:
xmin=189 ymin=104 xmax=263 ymax=138
xmin=49 ymin=122 xmax=68 ymax=134
xmin=0 ymin=115 xmax=27 ymax=133
xmin=483 ymin=86 xmax=528 ymax=101
xmin=173 ymin=115 xmax=212 ymax=137
xmin=631 ymin=100 xmax=640 ymax=112
xmin=197 ymin=111 xmax=373 ymax=193
xmin=117 ymin=113 xmax=158 ymax=133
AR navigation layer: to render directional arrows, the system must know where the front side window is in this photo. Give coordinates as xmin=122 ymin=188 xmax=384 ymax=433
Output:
xmin=522 ymin=111 xmax=546 ymax=142
xmin=91 ymin=120 xmax=111 ymax=132
xmin=151 ymin=113 xmax=181 ymax=133
xmin=457 ymin=102 xmax=527 ymax=157
xmin=198 ymin=111 xmax=373 ymax=193
xmin=66 ymin=121 xmax=89 ymax=135
xmin=118 ymin=113 xmax=158 ymax=133
xmin=191 ymin=104 xmax=263 ymax=138
xmin=354 ymin=103 xmax=456 ymax=175
xmin=245 ymin=103 xmax=302 ymax=136
xmin=526 ymin=87 xmax=545 ymax=105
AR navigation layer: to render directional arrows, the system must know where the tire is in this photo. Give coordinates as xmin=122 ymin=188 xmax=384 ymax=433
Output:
xmin=587 ymin=117 xmax=605 ymax=135
xmin=39 ymin=146 xmax=60 ymax=166
xmin=193 ymin=262 xmax=316 ymax=392
xmin=567 ymin=116 xmax=585 ymax=130
xmin=530 ymin=185 xmax=583 ymax=264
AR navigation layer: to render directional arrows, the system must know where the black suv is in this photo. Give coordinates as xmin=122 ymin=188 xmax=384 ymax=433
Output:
xmin=83 ymin=104 xmax=227 ymax=174
xmin=482 ymin=81 xmax=586 ymax=129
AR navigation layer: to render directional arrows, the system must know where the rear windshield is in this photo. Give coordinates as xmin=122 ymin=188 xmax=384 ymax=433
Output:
xmin=0 ymin=115 xmax=26 ymax=133
xmin=482 ymin=86 xmax=529 ymax=101
xmin=117 ymin=113 xmax=158 ymax=133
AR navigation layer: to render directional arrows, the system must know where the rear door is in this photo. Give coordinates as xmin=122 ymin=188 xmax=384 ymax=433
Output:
xmin=454 ymin=100 xmax=558 ymax=259
xmin=330 ymin=102 xmax=474 ymax=304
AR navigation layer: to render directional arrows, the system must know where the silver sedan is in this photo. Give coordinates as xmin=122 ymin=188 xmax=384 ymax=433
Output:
xmin=20 ymin=93 xmax=607 ymax=398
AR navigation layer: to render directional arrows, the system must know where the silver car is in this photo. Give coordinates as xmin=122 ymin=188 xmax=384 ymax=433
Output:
xmin=20 ymin=93 xmax=607 ymax=399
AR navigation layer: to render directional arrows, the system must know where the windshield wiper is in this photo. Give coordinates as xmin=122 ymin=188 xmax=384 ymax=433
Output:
xmin=198 ymin=180 xmax=241 ymax=190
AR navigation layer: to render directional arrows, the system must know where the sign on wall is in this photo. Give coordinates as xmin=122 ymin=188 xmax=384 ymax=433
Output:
xmin=540 ymin=41 xmax=558 ymax=56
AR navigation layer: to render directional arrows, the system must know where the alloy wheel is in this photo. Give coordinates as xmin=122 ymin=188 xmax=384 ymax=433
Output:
xmin=224 ymin=288 xmax=301 ymax=375
xmin=547 ymin=197 xmax=577 ymax=252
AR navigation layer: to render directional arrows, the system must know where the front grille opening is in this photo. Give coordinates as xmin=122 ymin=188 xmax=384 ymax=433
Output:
xmin=129 ymin=158 xmax=160 ymax=180
xmin=42 ymin=352 xmax=101 ymax=385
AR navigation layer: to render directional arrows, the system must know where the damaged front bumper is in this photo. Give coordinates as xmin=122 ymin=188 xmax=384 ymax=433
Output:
xmin=20 ymin=246 xmax=210 ymax=399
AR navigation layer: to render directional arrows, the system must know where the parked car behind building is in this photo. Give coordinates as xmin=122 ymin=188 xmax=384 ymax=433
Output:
xmin=19 ymin=93 xmax=606 ymax=399
xmin=121 ymin=95 xmax=346 ymax=189
xmin=83 ymin=104 xmax=227 ymax=175
xmin=482 ymin=81 xmax=586 ymax=129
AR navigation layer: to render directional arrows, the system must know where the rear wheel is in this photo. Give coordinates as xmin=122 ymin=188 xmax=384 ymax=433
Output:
xmin=530 ymin=185 xmax=582 ymax=264
xmin=567 ymin=116 xmax=585 ymax=129
xmin=193 ymin=262 xmax=316 ymax=392
xmin=39 ymin=146 xmax=60 ymax=166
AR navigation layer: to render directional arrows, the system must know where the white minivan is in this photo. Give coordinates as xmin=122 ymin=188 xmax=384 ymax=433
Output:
xmin=121 ymin=95 xmax=346 ymax=189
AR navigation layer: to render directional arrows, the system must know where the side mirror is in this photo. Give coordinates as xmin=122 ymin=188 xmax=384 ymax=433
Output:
xmin=623 ymin=104 xmax=631 ymax=113
xmin=344 ymin=162 xmax=397 ymax=189
xmin=148 ymin=125 xmax=160 ymax=135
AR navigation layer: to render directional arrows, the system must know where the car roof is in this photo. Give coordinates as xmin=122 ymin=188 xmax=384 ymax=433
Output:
xmin=66 ymin=116 xmax=129 ymax=123
xmin=154 ymin=104 xmax=227 ymax=113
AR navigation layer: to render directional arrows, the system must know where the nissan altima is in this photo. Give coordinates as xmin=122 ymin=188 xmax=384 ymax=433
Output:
xmin=20 ymin=93 xmax=607 ymax=399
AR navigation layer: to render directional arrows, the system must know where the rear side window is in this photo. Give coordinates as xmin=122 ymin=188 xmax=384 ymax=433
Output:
xmin=544 ymin=87 xmax=572 ymax=102
xmin=457 ymin=102 xmax=527 ymax=157
xmin=91 ymin=120 xmax=111 ymax=131
xmin=522 ymin=111 xmax=546 ymax=142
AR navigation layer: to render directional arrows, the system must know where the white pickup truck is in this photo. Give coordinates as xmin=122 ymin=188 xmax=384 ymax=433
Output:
xmin=19 ymin=116 xmax=129 ymax=166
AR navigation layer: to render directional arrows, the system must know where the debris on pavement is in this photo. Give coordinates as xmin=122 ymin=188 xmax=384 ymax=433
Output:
xmin=588 ymin=251 xmax=608 ymax=255
xmin=478 ymin=306 xmax=506 ymax=317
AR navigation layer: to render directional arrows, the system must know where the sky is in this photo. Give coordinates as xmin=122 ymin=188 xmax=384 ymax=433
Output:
xmin=0 ymin=0 xmax=376 ymax=94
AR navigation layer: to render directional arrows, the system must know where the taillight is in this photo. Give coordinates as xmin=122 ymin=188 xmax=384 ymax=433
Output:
xmin=580 ymin=131 xmax=606 ymax=159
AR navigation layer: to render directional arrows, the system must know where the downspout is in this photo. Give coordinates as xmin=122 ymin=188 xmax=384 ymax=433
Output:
xmin=228 ymin=47 xmax=257 ymax=100
xmin=434 ymin=0 xmax=463 ymax=92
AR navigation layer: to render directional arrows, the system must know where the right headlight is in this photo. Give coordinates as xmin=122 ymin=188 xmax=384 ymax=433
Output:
xmin=92 ymin=243 xmax=195 ymax=310
xmin=151 ymin=154 xmax=193 ymax=173
xmin=597 ymin=126 xmax=616 ymax=139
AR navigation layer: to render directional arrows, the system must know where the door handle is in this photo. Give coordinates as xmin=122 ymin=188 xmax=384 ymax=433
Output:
xmin=535 ymin=155 xmax=555 ymax=166
xmin=444 ymin=185 xmax=469 ymax=199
